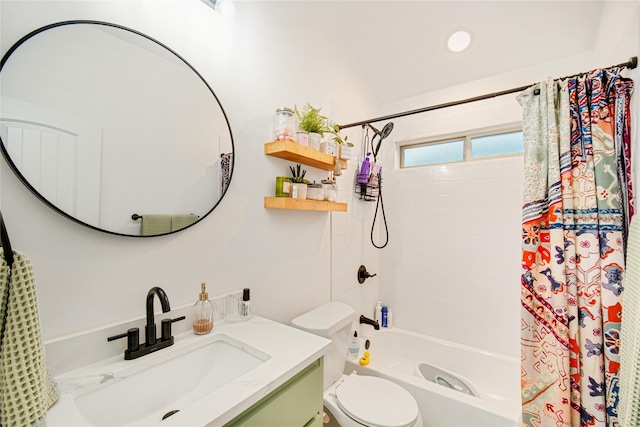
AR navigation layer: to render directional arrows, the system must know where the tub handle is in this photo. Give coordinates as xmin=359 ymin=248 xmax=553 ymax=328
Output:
xmin=357 ymin=265 xmax=377 ymax=284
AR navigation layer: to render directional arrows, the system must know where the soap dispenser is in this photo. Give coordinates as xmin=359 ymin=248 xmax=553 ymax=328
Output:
xmin=192 ymin=282 xmax=213 ymax=335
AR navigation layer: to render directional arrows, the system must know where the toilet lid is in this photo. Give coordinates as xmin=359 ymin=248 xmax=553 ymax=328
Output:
xmin=335 ymin=374 xmax=419 ymax=427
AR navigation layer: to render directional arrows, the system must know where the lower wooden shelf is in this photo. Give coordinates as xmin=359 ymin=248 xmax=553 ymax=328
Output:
xmin=264 ymin=197 xmax=347 ymax=212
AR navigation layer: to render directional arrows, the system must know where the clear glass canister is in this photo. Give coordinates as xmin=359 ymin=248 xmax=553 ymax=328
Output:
xmin=273 ymin=107 xmax=296 ymax=141
xmin=322 ymin=180 xmax=337 ymax=202
xmin=307 ymin=182 xmax=324 ymax=201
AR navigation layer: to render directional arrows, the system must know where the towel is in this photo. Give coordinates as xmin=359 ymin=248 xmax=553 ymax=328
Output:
xmin=220 ymin=152 xmax=232 ymax=194
xmin=0 ymin=249 xmax=58 ymax=427
xmin=619 ymin=217 xmax=640 ymax=426
xmin=140 ymin=214 xmax=172 ymax=236
xmin=170 ymin=214 xmax=198 ymax=232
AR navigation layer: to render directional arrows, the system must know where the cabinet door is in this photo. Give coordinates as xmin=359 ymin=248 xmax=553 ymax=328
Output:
xmin=225 ymin=358 xmax=323 ymax=427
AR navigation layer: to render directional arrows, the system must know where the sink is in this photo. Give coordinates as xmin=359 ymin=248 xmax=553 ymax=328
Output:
xmin=46 ymin=315 xmax=330 ymax=427
xmin=67 ymin=334 xmax=268 ymax=426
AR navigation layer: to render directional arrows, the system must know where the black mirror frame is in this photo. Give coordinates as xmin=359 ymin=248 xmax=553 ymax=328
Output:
xmin=0 ymin=20 xmax=235 ymax=237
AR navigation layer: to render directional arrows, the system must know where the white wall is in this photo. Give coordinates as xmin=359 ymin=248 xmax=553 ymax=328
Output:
xmin=0 ymin=0 xmax=379 ymax=341
xmin=376 ymin=0 xmax=639 ymax=358
xmin=1 ymin=0 xmax=637 ymax=358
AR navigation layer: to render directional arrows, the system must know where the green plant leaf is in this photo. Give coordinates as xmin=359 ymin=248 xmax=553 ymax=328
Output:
xmin=295 ymin=103 xmax=329 ymax=135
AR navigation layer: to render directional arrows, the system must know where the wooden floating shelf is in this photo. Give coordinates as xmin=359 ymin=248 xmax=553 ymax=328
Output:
xmin=264 ymin=139 xmax=348 ymax=171
xmin=264 ymin=197 xmax=348 ymax=212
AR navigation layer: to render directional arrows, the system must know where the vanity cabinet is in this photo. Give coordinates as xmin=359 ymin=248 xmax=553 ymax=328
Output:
xmin=264 ymin=140 xmax=348 ymax=212
xmin=224 ymin=357 xmax=324 ymax=427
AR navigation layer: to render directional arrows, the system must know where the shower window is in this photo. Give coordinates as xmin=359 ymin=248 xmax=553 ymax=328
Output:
xmin=470 ymin=131 xmax=523 ymax=158
xmin=400 ymin=128 xmax=522 ymax=168
xmin=402 ymin=138 xmax=464 ymax=167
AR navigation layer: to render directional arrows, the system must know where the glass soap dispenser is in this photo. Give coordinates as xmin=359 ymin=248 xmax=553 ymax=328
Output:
xmin=192 ymin=282 xmax=213 ymax=334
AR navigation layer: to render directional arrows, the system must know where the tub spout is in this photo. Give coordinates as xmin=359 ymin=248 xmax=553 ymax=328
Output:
xmin=359 ymin=315 xmax=380 ymax=330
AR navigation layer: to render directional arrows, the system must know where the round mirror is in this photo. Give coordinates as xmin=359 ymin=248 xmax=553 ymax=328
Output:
xmin=0 ymin=21 xmax=234 ymax=236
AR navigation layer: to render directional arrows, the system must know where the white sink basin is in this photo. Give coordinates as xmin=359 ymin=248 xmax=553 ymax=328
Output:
xmin=60 ymin=334 xmax=268 ymax=426
xmin=46 ymin=316 xmax=331 ymax=427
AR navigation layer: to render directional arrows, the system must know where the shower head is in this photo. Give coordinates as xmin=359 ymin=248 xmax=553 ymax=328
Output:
xmin=367 ymin=122 xmax=394 ymax=158
xmin=368 ymin=122 xmax=394 ymax=139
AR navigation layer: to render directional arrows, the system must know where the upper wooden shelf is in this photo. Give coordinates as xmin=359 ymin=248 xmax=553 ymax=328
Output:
xmin=264 ymin=139 xmax=347 ymax=171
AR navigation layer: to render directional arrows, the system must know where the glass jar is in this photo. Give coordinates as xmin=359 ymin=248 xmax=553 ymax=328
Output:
xmin=307 ymin=182 xmax=324 ymax=201
xmin=273 ymin=107 xmax=296 ymax=141
xmin=192 ymin=282 xmax=213 ymax=335
xmin=322 ymin=180 xmax=337 ymax=202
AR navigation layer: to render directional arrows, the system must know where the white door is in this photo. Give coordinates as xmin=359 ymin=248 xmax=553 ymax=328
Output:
xmin=1 ymin=97 xmax=102 ymax=226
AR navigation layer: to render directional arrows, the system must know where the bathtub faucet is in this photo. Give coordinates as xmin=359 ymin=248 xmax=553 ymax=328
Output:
xmin=359 ymin=315 xmax=380 ymax=330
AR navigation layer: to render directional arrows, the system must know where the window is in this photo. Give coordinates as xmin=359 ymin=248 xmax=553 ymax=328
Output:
xmin=470 ymin=131 xmax=523 ymax=159
xmin=400 ymin=129 xmax=523 ymax=168
xmin=402 ymin=138 xmax=464 ymax=167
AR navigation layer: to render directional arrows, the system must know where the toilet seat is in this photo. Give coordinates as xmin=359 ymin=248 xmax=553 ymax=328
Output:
xmin=335 ymin=374 xmax=419 ymax=427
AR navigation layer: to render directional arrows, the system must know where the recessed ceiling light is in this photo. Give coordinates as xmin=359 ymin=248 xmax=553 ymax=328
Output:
xmin=447 ymin=30 xmax=472 ymax=53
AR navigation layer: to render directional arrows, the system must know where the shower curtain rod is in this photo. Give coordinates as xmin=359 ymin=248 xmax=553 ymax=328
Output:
xmin=337 ymin=56 xmax=638 ymax=130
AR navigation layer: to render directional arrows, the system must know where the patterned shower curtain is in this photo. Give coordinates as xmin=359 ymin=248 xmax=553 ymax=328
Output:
xmin=518 ymin=68 xmax=634 ymax=427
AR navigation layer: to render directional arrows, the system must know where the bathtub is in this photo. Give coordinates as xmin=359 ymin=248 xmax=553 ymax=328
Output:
xmin=345 ymin=327 xmax=521 ymax=427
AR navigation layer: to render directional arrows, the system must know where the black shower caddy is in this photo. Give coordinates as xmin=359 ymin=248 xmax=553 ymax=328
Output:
xmin=354 ymin=172 xmax=381 ymax=202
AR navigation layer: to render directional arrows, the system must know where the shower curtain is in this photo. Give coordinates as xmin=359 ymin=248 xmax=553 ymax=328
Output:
xmin=518 ymin=68 xmax=634 ymax=427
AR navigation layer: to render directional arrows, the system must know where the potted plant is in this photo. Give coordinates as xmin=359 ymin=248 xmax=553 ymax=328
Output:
xmin=295 ymin=103 xmax=329 ymax=150
xmin=289 ymin=164 xmax=309 ymax=199
xmin=329 ymin=123 xmax=354 ymax=160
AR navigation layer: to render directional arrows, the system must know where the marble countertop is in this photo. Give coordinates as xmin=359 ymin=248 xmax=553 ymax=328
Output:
xmin=46 ymin=315 xmax=331 ymax=427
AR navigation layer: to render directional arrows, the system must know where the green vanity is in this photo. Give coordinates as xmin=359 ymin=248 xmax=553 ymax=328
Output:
xmin=225 ymin=358 xmax=323 ymax=427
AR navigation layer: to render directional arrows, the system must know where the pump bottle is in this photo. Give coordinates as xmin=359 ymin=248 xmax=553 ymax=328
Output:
xmin=192 ymin=282 xmax=213 ymax=334
xmin=347 ymin=331 xmax=360 ymax=360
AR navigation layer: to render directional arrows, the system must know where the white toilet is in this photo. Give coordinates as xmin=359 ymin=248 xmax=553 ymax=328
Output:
xmin=292 ymin=302 xmax=423 ymax=427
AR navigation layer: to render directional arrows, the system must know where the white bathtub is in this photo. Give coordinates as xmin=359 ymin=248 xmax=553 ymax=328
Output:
xmin=345 ymin=327 xmax=521 ymax=427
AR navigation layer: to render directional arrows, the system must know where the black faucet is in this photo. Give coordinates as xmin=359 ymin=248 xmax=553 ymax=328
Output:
xmin=108 ymin=286 xmax=184 ymax=360
xmin=359 ymin=315 xmax=380 ymax=330
xmin=146 ymin=286 xmax=170 ymax=345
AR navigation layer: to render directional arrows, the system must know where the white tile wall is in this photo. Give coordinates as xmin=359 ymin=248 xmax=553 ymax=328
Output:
xmin=380 ymin=156 xmax=523 ymax=357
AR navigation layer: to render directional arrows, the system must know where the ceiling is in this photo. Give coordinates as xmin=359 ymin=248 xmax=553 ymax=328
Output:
xmin=305 ymin=0 xmax=605 ymax=105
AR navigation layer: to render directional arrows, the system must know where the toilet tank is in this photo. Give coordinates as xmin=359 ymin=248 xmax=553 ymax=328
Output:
xmin=291 ymin=302 xmax=355 ymax=388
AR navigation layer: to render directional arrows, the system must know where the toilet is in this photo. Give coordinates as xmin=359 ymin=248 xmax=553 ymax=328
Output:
xmin=292 ymin=302 xmax=423 ymax=427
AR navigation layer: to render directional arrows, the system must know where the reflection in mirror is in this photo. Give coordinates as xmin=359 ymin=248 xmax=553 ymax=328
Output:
xmin=0 ymin=21 xmax=234 ymax=236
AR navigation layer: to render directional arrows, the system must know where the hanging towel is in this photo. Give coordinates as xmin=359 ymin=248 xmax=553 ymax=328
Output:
xmin=140 ymin=214 xmax=172 ymax=236
xmin=619 ymin=216 xmax=640 ymax=426
xmin=220 ymin=152 xmax=232 ymax=194
xmin=170 ymin=214 xmax=198 ymax=232
xmin=0 ymin=249 xmax=58 ymax=427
